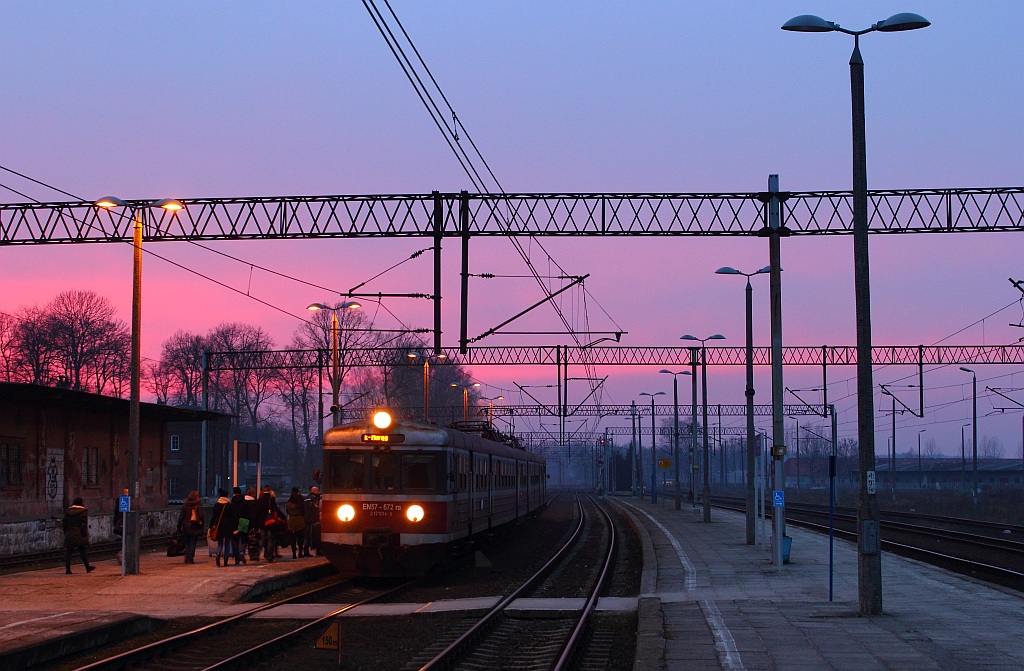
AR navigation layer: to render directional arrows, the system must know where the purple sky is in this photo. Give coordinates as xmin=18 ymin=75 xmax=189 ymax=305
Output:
xmin=2 ymin=2 xmax=1023 ymax=457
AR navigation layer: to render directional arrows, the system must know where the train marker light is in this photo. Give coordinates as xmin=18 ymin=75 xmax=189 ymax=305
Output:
xmin=372 ymin=411 xmax=393 ymax=430
xmin=406 ymin=504 xmax=425 ymax=523
xmin=338 ymin=504 xmax=355 ymax=522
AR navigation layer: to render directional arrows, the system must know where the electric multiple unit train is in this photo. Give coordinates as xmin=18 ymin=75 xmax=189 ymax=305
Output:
xmin=318 ymin=410 xmax=547 ymax=576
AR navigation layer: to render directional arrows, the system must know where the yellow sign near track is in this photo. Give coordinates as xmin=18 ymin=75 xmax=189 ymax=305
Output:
xmin=315 ymin=621 xmax=341 ymax=651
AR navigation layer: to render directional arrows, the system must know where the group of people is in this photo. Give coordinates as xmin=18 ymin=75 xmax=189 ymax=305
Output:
xmin=175 ymin=484 xmax=322 ymax=566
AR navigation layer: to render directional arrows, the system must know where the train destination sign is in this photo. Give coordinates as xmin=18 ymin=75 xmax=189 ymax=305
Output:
xmin=361 ymin=433 xmax=406 ymax=444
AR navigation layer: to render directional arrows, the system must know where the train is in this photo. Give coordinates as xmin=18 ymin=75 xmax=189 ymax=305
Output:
xmin=318 ymin=410 xmax=547 ymax=576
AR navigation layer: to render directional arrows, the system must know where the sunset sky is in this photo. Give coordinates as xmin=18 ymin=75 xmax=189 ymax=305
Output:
xmin=2 ymin=2 xmax=1023 ymax=457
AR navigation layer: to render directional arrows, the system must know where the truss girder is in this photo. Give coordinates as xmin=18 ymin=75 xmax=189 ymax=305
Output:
xmin=4 ymin=188 xmax=1024 ymax=244
xmin=203 ymin=344 xmax=1024 ymax=372
xmin=487 ymin=404 xmax=825 ymax=418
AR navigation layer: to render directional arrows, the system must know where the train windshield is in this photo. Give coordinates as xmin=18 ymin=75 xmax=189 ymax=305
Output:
xmin=402 ymin=454 xmax=437 ymax=491
xmin=370 ymin=452 xmax=397 ymax=491
xmin=327 ymin=453 xmax=365 ymax=491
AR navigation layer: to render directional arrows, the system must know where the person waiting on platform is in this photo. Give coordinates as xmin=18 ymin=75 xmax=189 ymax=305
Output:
xmin=210 ymin=488 xmax=237 ymax=567
xmin=302 ymin=486 xmax=321 ymax=557
xmin=63 ymin=496 xmax=95 ymax=574
xmin=286 ymin=487 xmax=306 ymax=559
xmin=176 ymin=491 xmax=205 ymax=564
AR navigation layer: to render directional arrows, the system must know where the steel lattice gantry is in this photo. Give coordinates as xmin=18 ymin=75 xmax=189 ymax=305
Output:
xmin=202 ymin=344 xmax=1024 ymax=371
xmin=3 ymin=188 xmax=1024 ymax=243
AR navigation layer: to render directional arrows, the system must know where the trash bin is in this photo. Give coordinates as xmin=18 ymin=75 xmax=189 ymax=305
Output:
xmin=782 ymin=535 xmax=792 ymax=564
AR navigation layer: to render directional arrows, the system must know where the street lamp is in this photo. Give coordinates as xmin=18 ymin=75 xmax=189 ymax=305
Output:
xmin=917 ymin=429 xmax=926 ymax=487
xmin=307 ymin=301 xmax=362 ymax=427
xmin=680 ymin=334 xmax=725 ymax=522
xmin=716 ymin=264 xmax=771 ymax=544
xmin=960 ymin=367 xmax=978 ymax=506
xmin=639 ymin=391 xmax=665 ymax=504
xmin=407 ymin=351 xmax=448 ymax=422
xmin=481 ymin=395 xmax=504 ymax=425
xmin=659 ymin=369 xmax=692 ymax=511
xmin=784 ymin=10 xmax=930 ymax=617
xmin=94 ymin=196 xmax=185 ymax=577
xmin=451 ymin=382 xmax=481 ymax=422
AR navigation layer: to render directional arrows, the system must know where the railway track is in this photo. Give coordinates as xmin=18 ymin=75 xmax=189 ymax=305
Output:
xmin=408 ymin=492 xmax=617 ymax=671
xmin=69 ymin=577 xmax=412 ymax=671
xmin=712 ymin=495 xmax=1024 ymax=591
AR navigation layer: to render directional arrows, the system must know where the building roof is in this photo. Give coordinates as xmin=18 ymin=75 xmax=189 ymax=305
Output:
xmin=0 ymin=382 xmax=226 ymax=423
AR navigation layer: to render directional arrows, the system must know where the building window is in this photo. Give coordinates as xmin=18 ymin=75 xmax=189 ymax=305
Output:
xmin=1 ymin=443 xmax=23 ymax=486
xmin=169 ymin=476 xmax=179 ymax=498
xmin=170 ymin=435 xmax=180 ymax=452
xmin=82 ymin=447 xmax=99 ymax=486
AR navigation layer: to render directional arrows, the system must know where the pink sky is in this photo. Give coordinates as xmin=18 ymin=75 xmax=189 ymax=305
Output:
xmin=2 ymin=2 xmax=1023 ymax=456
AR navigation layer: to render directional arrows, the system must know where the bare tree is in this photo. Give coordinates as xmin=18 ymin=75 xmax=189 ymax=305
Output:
xmin=922 ymin=437 xmax=944 ymax=458
xmin=13 ymin=306 xmax=57 ymax=385
xmin=157 ymin=330 xmax=206 ymax=407
xmin=205 ymin=322 xmax=278 ymax=438
xmin=0 ymin=311 xmax=19 ymax=381
xmin=979 ymin=435 xmax=1005 ymax=459
xmin=44 ymin=290 xmax=130 ymax=392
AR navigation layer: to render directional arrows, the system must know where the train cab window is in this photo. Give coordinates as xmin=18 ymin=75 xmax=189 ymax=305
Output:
xmin=402 ymin=454 xmax=437 ymax=491
xmin=370 ymin=452 xmax=397 ymax=491
xmin=327 ymin=453 xmax=365 ymax=491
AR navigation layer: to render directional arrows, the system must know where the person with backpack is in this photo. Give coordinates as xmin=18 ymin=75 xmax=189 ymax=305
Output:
xmin=176 ymin=491 xmax=205 ymax=564
xmin=63 ymin=496 xmax=95 ymax=574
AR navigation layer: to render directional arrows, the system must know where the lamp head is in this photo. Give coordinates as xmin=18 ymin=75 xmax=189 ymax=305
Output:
xmin=95 ymin=196 xmax=128 ymax=209
xmin=341 ymin=301 xmax=362 ymax=310
xmin=875 ymin=12 xmax=930 ymax=32
xmin=307 ymin=303 xmax=328 ymax=312
xmin=708 ymin=334 xmax=726 ymax=341
xmin=153 ymin=198 xmax=185 ymax=212
xmin=959 ymin=366 xmax=974 ymax=374
xmin=715 ymin=267 xmax=741 ymax=275
xmin=680 ymin=335 xmax=697 ymax=342
xmin=756 ymin=265 xmax=772 ymax=274
xmin=781 ymin=14 xmax=835 ymax=32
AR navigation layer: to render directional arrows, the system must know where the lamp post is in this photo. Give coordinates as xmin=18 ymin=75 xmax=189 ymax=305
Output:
xmin=407 ymin=351 xmax=448 ymax=422
xmin=917 ymin=429 xmax=926 ymax=487
xmin=481 ymin=395 xmax=504 ymax=425
xmin=783 ymin=10 xmax=930 ymax=616
xmin=307 ymin=301 xmax=362 ymax=427
xmin=451 ymin=382 xmax=481 ymax=422
xmin=659 ymin=369 xmax=692 ymax=511
xmin=960 ymin=367 xmax=978 ymax=506
xmin=639 ymin=391 xmax=665 ymax=504
xmin=680 ymin=334 xmax=725 ymax=522
xmin=716 ymin=265 xmax=770 ymax=544
xmin=961 ymin=423 xmax=970 ymax=490
xmin=94 ymin=196 xmax=184 ymax=577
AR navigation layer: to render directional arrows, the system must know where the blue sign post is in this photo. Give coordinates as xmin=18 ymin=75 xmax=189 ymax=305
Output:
xmin=117 ymin=495 xmax=130 ymax=576
xmin=118 ymin=495 xmax=131 ymax=512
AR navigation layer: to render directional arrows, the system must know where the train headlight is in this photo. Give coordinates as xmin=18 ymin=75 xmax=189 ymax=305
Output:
xmin=337 ymin=504 xmax=356 ymax=522
xmin=372 ymin=411 xmax=392 ymax=429
xmin=406 ymin=504 xmax=425 ymax=523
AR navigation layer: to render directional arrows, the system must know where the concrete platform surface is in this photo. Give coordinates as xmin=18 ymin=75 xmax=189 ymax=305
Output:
xmin=0 ymin=547 xmax=332 ymax=669
xmin=611 ymin=496 xmax=1024 ymax=671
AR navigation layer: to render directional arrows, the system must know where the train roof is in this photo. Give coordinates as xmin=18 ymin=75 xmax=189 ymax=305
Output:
xmin=325 ymin=413 xmax=546 ymax=464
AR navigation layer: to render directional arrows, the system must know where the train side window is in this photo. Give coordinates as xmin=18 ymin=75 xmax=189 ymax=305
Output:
xmin=371 ymin=452 xmax=397 ymax=491
xmin=327 ymin=453 xmax=365 ymax=490
xmin=402 ymin=454 xmax=437 ymax=491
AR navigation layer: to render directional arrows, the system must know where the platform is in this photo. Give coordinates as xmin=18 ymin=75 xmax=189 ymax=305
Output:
xmin=0 ymin=547 xmax=333 ymax=669
xmin=2 ymin=500 xmax=1023 ymax=670
xmin=611 ymin=496 xmax=1024 ymax=671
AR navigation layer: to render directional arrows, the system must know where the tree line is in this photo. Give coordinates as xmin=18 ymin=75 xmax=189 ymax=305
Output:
xmin=0 ymin=290 xmax=483 ymax=479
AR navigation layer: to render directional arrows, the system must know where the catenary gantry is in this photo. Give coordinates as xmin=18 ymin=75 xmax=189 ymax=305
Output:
xmin=2 ymin=188 xmax=1024 ymax=244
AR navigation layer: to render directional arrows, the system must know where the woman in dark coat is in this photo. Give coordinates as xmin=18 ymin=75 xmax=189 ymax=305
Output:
xmin=176 ymin=490 xmax=205 ymax=564
xmin=244 ymin=487 xmax=261 ymax=562
xmin=257 ymin=486 xmax=284 ymax=563
xmin=63 ymin=497 xmax=95 ymax=574
xmin=210 ymin=488 xmax=237 ymax=568
xmin=285 ymin=487 xmax=306 ymax=559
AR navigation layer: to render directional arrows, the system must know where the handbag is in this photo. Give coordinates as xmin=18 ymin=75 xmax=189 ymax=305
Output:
xmin=264 ymin=510 xmax=286 ymax=531
xmin=166 ymin=533 xmax=185 ymax=557
xmin=209 ymin=504 xmax=227 ymax=543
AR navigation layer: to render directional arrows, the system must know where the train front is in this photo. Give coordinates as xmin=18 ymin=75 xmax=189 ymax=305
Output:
xmin=319 ymin=410 xmax=453 ymax=576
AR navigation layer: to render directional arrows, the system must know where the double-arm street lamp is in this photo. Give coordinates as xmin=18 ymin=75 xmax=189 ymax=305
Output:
xmin=639 ymin=391 xmax=665 ymax=504
xmin=659 ymin=369 xmax=692 ymax=511
xmin=94 ymin=196 xmax=185 ymax=577
xmin=406 ymin=351 xmax=447 ymax=422
xmin=307 ymin=301 xmax=362 ymax=427
xmin=680 ymin=334 xmax=725 ymax=522
xmin=451 ymin=382 xmax=481 ymax=422
xmin=716 ymin=265 xmax=770 ymax=543
xmin=481 ymin=395 xmax=504 ymax=425
xmin=783 ymin=10 xmax=930 ymax=616
xmin=960 ymin=367 xmax=978 ymax=506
